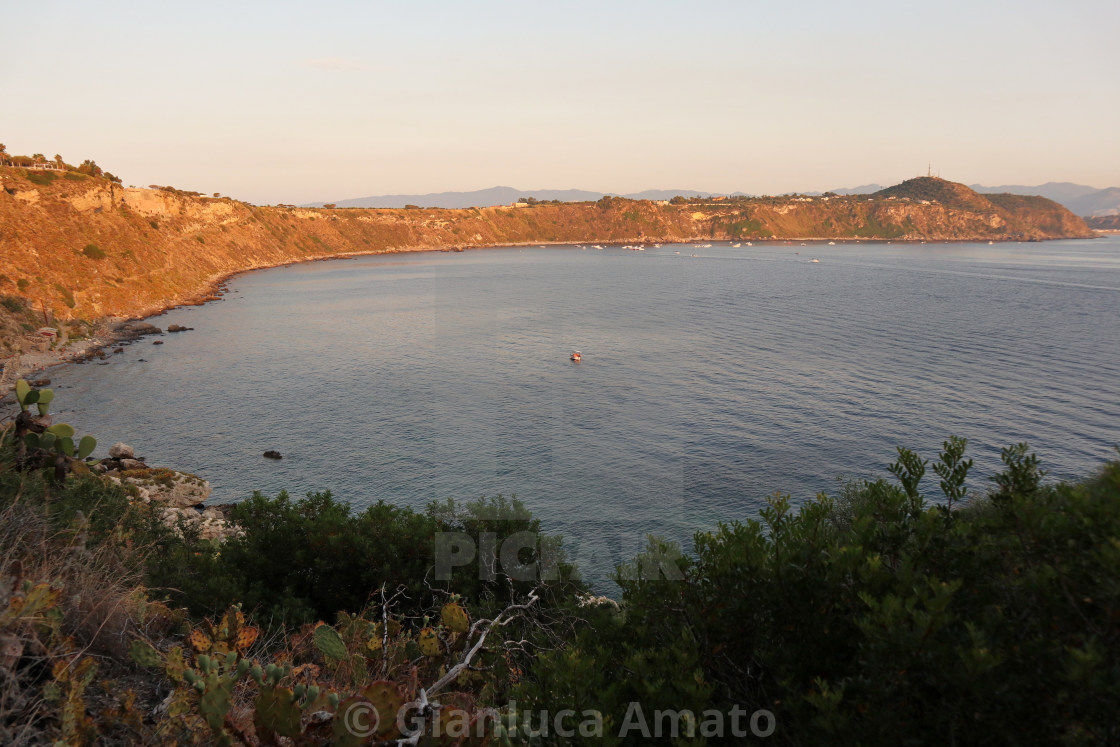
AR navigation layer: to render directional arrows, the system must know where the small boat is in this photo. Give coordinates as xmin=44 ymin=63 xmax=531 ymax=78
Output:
xmin=732 ymin=243 xmax=741 ymax=248
xmin=570 ymin=351 xmax=582 ymax=362
xmin=828 ymin=241 xmax=836 ymax=246
xmin=810 ymin=258 xmax=820 ymax=263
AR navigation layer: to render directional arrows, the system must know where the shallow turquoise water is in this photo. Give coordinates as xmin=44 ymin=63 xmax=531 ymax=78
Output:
xmin=48 ymin=238 xmax=1120 ymax=590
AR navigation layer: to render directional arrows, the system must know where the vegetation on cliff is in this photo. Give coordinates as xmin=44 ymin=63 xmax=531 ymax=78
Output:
xmin=2 ymin=382 xmax=1118 ymax=744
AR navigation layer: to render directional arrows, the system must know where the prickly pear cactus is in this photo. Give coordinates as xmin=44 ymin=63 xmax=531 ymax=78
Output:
xmin=314 ymin=623 xmax=348 ymax=662
xmin=35 ymin=388 xmax=54 ymax=416
xmin=418 ymin=626 xmax=441 ymax=657
xmin=129 ymin=639 xmax=165 ymax=669
xmin=182 ymin=651 xmax=252 ymax=738
xmin=254 ymin=683 xmax=304 ymax=740
xmin=441 ymin=601 xmax=470 ymax=634
xmin=365 ymin=680 xmax=405 ymax=736
xmin=188 ymin=628 xmax=212 ymax=653
xmin=187 ymin=604 xmax=257 ymax=657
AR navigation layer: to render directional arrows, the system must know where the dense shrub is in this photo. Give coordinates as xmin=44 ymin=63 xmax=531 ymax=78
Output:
xmin=0 ymin=296 xmax=24 ymax=313
xmin=25 ymin=171 xmax=57 ymax=186
xmin=517 ymin=442 xmax=1120 ymax=745
xmin=147 ymin=490 xmax=584 ymax=629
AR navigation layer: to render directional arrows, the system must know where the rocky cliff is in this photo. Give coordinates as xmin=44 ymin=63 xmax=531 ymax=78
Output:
xmin=0 ymin=169 xmax=1092 ymax=353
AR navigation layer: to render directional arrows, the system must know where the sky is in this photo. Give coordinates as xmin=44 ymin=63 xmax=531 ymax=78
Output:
xmin=2 ymin=0 xmax=1117 ymax=205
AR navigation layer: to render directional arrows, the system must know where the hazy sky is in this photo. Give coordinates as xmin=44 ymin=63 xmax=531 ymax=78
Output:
xmin=2 ymin=0 xmax=1117 ymax=204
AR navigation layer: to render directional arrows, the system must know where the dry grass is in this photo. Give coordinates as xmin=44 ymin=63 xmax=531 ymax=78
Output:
xmin=0 ymin=430 xmax=156 ymax=744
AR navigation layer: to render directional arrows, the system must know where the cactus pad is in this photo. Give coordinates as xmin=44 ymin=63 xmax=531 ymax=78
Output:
xmin=198 ymin=676 xmax=234 ymax=731
xmin=235 ymin=625 xmax=259 ymax=652
xmin=255 ymin=685 xmax=303 ymax=739
xmin=314 ymin=624 xmax=348 ymax=661
xmin=15 ymin=380 xmax=30 ymax=407
xmin=189 ymin=628 xmax=212 ymax=652
xmin=129 ymin=640 xmax=165 ymax=669
xmin=418 ymin=627 xmax=441 ymax=657
xmin=77 ymin=435 xmax=96 ymax=460
xmin=361 ymin=680 xmax=405 ymax=737
xmin=441 ymin=602 xmax=470 ymax=633
xmin=46 ymin=423 xmax=74 ymax=438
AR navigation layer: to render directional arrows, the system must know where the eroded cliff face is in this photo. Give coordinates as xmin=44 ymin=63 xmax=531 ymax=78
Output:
xmin=0 ymin=168 xmax=1093 ymax=340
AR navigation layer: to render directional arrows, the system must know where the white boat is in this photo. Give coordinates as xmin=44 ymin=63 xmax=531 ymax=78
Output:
xmin=810 ymin=258 xmax=820 ymax=263
xmin=828 ymin=241 xmax=836 ymax=246
xmin=746 ymin=242 xmax=753 ymax=246
xmin=732 ymin=243 xmax=742 ymax=248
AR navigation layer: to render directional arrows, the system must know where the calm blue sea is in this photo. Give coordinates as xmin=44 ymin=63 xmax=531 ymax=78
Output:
xmin=47 ymin=238 xmax=1120 ymax=590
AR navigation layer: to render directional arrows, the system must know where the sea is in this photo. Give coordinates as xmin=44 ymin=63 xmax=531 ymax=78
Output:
xmin=46 ymin=237 xmax=1120 ymax=590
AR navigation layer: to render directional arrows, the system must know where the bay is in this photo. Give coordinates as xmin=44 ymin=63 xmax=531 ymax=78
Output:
xmin=47 ymin=238 xmax=1120 ymax=590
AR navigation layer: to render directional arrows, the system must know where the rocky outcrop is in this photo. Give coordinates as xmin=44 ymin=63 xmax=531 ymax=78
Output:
xmin=98 ymin=448 xmax=239 ymax=541
xmin=111 ymin=467 xmax=211 ymax=508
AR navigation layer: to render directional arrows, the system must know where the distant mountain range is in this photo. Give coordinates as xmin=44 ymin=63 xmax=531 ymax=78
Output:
xmin=309 ymin=182 xmax=1120 ymax=217
xmin=970 ymin=183 xmax=1120 ymax=218
xmin=308 ymin=187 xmax=716 ymax=210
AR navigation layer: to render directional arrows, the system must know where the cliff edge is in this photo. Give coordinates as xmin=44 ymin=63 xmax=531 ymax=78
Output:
xmin=0 ymin=168 xmax=1092 ymax=355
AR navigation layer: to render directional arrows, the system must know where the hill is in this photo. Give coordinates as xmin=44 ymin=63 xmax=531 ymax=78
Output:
xmin=0 ymin=166 xmax=1092 ymax=358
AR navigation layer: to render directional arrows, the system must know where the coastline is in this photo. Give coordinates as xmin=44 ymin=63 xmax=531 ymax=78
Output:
xmin=0 ymin=233 xmax=1091 ymax=391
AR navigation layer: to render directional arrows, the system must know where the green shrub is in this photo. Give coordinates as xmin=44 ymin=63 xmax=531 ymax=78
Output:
xmin=147 ymin=490 xmax=583 ymax=629
xmin=26 ymin=171 xmax=58 ymax=186
xmin=1 ymin=296 xmax=24 ymax=313
xmin=81 ymin=243 xmax=107 ymax=260
xmin=518 ymin=443 xmax=1120 ymax=745
xmin=54 ymin=283 xmax=76 ymax=308
xmin=17 ymin=278 xmax=29 ymax=291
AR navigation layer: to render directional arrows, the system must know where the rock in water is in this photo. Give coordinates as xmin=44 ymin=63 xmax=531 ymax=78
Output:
xmin=167 ymin=324 xmax=193 ymax=332
xmin=263 ymin=450 xmax=283 ymax=460
xmin=113 ymin=321 xmax=162 ymax=340
xmin=108 ymin=442 xmax=134 ymax=459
